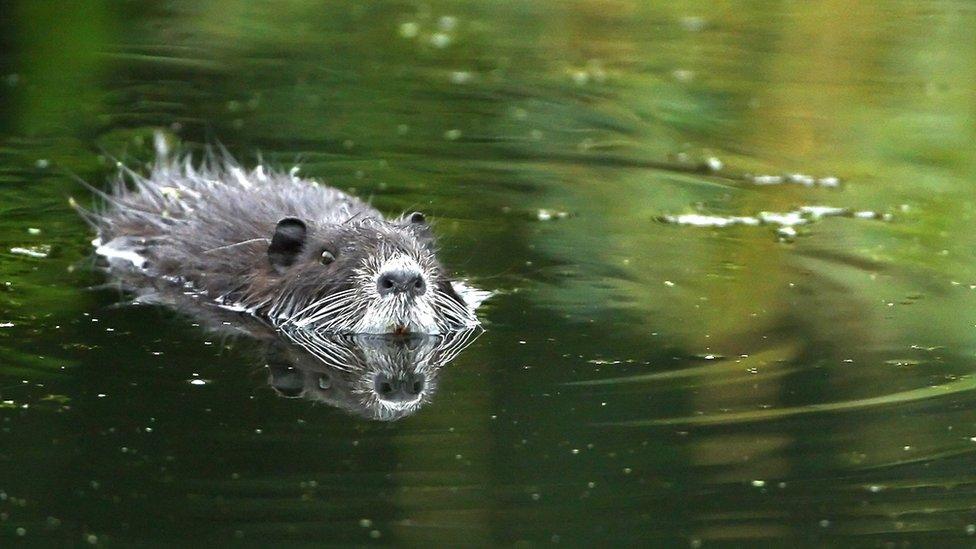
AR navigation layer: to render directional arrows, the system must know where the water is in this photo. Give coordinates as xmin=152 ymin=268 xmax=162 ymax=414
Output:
xmin=2 ymin=1 xmax=976 ymax=545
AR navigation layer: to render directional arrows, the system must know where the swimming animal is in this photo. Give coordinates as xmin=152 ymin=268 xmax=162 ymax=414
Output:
xmin=75 ymin=139 xmax=489 ymax=335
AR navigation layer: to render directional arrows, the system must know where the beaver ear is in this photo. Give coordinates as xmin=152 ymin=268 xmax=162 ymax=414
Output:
xmin=268 ymin=217 xmax=307 ymax=273
xmin=400 ymin=211 xmax=427 ymax=225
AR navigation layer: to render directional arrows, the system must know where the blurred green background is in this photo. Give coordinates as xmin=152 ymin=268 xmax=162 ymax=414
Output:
xmin=1 ymin=0 xmax=976 ymax=545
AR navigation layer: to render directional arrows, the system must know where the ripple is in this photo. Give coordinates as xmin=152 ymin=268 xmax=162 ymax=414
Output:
xmin=597 ymin=376 xmax=976 ymax=427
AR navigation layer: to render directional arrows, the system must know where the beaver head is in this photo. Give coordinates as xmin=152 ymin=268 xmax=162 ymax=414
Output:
xmin=256 ymin=212 xmax=487 ymax=335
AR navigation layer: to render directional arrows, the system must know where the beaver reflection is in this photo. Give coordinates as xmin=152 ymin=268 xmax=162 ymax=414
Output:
xmin=266 ymin=328 xmax=481 ymax=421
xmin=92 ymin=271 xmax=480 ymax=420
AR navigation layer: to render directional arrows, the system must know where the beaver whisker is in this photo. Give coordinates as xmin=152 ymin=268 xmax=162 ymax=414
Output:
xmin=287 ymin=292 xmax=360 ymax=324
xmin=292 ymin=299 xmax=366 ymax=329
xmin=285 ymin=288 xmax=358 ymax=320
xmin=203 ymin=238 xmax=271 ymax=254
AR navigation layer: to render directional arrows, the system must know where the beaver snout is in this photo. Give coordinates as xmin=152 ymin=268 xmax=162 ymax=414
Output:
xmin=373 ymin=373 xmax=425 ymax=402
xmin=377 ymin=270 xmax=426 ymax=297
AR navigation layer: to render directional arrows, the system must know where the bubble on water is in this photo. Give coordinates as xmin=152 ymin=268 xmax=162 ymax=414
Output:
xmin=35 ymin=159 xmax=50 ymax=169
xmin=369 ymin=530 xmax=381 ymax=539
xmin=680 ymin=16 xmax=707 ymax=32
xmin=450 ymin=71 xmax=473 ymax=84
xmin=751 ymin=480 xmax=766 ymax=487
xmin=188 ymin=379 xmax=208 ymax=386
xmin=430 ymin=32 xmax=451 ymax=48
xmin=396 ymin=124 xmax=409 ymax=135
xmin=966 ymin=524 xmax=976 ymax=535
xmin=86 ymin=534 xmax=98 ymax=544
xmin=359 ymin=519 xmax=372 ymax=528
xmin=672 ymin=69 xmax=695 ymax=83
xmin=438 ymin=16 xmax=457 ymax=31
xmin=398 ymin=22 xmax=419 ymax=38
xmin=571 ymin=70 xmax=589 ymax=86
xmin=587 ymin=60 xmax=607 ymax=83
xmin=705 ymin=156 xmax=723 ymax=171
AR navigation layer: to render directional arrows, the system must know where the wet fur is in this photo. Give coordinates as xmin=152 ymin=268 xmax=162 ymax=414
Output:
xmin=79 ymin=146 xmax=488 ymax=334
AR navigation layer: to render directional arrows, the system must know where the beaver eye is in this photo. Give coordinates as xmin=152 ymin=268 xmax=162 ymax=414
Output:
xmin=319 ymin=250 xmax=336 ymax=265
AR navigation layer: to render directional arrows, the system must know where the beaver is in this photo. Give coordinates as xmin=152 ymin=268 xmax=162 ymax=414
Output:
xmin=75 ymin=138 xmax=489 ymax=335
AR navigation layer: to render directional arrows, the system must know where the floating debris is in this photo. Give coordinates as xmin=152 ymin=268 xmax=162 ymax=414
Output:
xmin=10 ymin=245 xmax=51 ymax=258
xmin=776 ymin=226 xmax=798 ymax=241
xmin=747 ymin=173 xmax=841 ymax=188
xmin=661 ymin=206 xmax=890 ymax=239
xmin=27 ymin=228 xmax=41 ymax=235
xmin=704 ymin=157 xmax=723 ymax=172
xmin=661 ymin=214 xmax=759 ymax=228
xmin=536 ymin=209 xmax=570 ymax=221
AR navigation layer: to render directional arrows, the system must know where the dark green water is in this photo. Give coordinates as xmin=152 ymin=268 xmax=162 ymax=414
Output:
xmin=2 ymin=1 xmax=976 ymax=545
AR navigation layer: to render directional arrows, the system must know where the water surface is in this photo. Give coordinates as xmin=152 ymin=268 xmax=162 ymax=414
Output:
xmin=2 ymin=1 xmax=976 ymax=545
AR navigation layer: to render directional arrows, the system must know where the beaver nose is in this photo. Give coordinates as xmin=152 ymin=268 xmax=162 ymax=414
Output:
xmin=374 ymin=373 xmax=425 ymax=402
xmin=376 ymin=270 xmax=426 ymax=297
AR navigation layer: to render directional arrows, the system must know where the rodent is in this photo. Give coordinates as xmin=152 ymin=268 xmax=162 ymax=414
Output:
xmin=75 ymin=138 xmax=489 ymax=335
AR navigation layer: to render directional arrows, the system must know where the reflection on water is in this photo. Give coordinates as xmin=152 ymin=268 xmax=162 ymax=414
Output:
xmin=273 ymin=329 xmax=481 ymax=420
xmin=1 ymin=0 xmax=976 ymax=545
